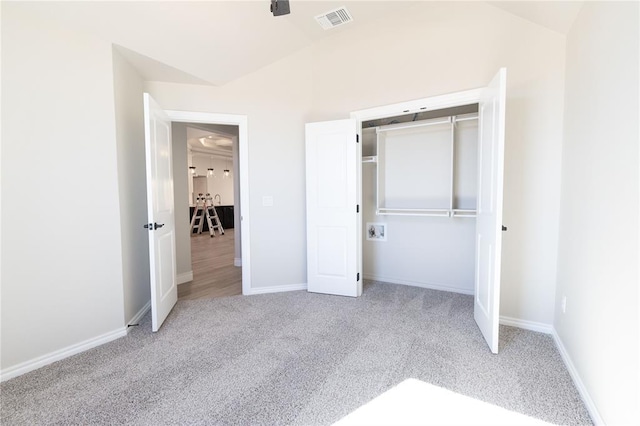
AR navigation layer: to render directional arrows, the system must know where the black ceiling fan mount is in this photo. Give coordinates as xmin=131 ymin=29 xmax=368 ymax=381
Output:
xmin=270 ymin=0 xmax=290 ymax=17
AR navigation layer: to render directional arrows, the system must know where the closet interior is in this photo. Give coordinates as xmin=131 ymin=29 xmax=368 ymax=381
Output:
xmin=362 ymin=104 xmax=480 ymax=294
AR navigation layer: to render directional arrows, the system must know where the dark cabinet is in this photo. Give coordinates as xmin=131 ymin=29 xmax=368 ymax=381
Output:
xmin=217 ymin=206 xmax=235 ymax=229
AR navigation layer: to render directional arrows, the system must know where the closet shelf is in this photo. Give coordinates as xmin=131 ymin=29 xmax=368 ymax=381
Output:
xmin=362 ymin=156 xmax=378 ymax=163
xmin=376 ymin=207 xmax=477 ymax=218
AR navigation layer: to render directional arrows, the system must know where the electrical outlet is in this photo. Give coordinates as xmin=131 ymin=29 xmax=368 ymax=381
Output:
xmin=561 ymin=296 xmax=567 ymax=314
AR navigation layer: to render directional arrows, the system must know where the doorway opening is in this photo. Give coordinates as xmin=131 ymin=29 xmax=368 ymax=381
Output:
xmin=165 ymin=110 xmax=251 ymax=296
xmin=173 ymin=122 xmax=241 ymax=299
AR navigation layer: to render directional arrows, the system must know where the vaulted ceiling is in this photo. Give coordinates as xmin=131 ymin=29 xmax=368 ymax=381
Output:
xmin=17 ymin=1 xmax=583 ymax=86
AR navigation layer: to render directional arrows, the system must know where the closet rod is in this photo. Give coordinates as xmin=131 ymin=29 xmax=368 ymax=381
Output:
xmin=377 ymin=210 xmax=451 ymax=217
xmin=377 ymin=208 xmax=451 ymax=215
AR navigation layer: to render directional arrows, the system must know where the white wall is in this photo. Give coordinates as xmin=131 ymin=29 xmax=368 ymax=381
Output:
xmin=112 ymin=48 xmax=150 ymax=324
xmin=146 ymin=2 xmax=566 ymax=323
xmin=555 ymin=2 xmax=639 ymax=424
xmin=171 ymin=123 xmax=192 ymax=279
xmin=1 ymin=4 xmax=126 ymax=372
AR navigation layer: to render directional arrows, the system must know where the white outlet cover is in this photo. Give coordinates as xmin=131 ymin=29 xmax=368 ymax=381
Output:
xmin=262 ymin=196 xmax=274 ymax=207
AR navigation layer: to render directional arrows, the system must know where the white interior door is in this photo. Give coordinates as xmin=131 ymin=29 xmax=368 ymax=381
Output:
xmin=474 ymin=68 xmax=507 ymax=353
xmin=143 ymin=93 xmax=178 ymax=332
xmin=306 ymin=119 xmax=361 ymax=297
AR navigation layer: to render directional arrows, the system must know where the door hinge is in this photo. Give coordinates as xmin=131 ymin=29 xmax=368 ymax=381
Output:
xmin=356 ymin=134 xmax=359 ymax=143
xmin=356 ymin=204 xmax=360 ymax=213
xmin=502 ymin=225 xmax=508 ymax=231
xmin=143 ymin=223 xmax=153 ymax=230
xmin=357 ymin=272 xmax=360 ymax=281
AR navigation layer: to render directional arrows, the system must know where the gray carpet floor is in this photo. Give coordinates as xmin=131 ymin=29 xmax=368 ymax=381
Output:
xmin=1 ymin=281 xmax=592 ymax=425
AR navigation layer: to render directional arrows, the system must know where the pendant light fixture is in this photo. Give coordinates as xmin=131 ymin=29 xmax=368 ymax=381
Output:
xmin=207 ymin=156 xmax=215 ymax=177
xmin=223 ymin=159 xmax=231 ymax=179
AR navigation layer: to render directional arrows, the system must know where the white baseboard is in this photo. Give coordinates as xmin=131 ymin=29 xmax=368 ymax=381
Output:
xmin=127 ymin=300 xmax=151 ymax=331
xmin=363 ymin=274 xmax=474 ymax=295
xmin=552 ymin=328 xmax=604 ymax=425
xmin=0 ymin=327 xmax=127 ymax=383
xmin=176 ymin=271 xmax=193 ymax=285
xmin=245 ymin=283 xmax=307 ymax=295
xmin=234 ymin=257 xmax=242 ymax=267
xmin=499 ymin=316 xmax=553 ymax=334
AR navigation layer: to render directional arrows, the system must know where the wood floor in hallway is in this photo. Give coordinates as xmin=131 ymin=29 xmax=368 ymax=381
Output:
xmin=178 ymin=228 xmax=242 ymax=300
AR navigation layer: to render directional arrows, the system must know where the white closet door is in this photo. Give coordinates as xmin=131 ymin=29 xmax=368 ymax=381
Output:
xmin=306 ymin=119 xmax=361 ymax=297
xmin=143 ymin=93 xmax=178 ymax=332
xmin=474 ymin=68 xmax=507 ymax=353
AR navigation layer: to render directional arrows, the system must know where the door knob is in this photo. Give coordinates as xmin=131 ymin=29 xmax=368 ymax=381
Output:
xmin=143 ymin=223 xmax=165 ymax=230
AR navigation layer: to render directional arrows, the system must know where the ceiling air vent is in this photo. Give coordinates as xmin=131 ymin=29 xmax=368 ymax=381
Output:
xmin=315 ymin=7 xmax=353 ymax=30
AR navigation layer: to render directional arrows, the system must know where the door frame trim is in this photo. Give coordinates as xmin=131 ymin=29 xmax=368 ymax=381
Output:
xmin=165 ymin=110 xmax=251 ymax=295
xmin=350 ymin=88 xmax=482 ymax=123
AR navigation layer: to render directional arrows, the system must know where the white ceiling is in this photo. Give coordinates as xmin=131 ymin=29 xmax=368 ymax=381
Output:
xmin=19 ymin=1 xmax=584 ymax=86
